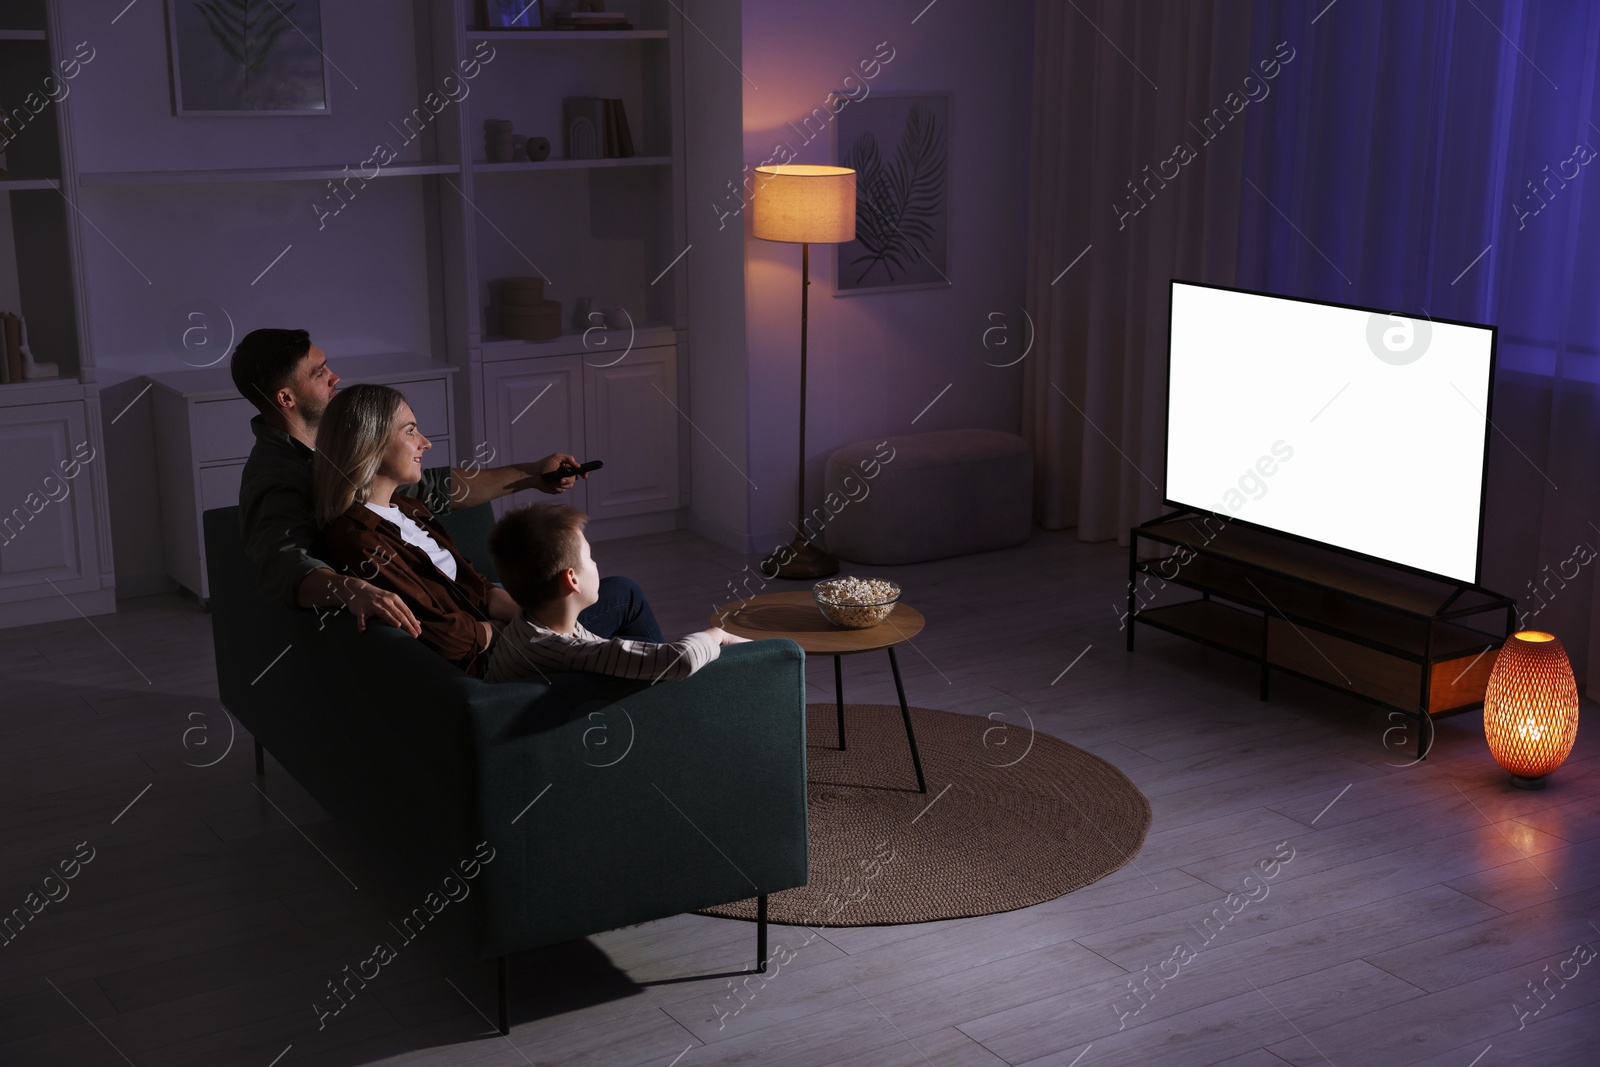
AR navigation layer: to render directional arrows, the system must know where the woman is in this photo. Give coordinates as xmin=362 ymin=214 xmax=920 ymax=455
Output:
xmin=313 ymin=384 xmax=519 ymax=674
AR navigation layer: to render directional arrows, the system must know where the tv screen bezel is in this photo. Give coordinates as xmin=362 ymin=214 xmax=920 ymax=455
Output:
xmin=1162 ymin=279 xmax=1500 ymax=590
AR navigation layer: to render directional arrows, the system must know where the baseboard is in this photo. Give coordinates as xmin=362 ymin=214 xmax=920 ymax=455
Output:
xmin=749 ymin=527 xmax=825 ymax=559
xmin=688 ymin=512 xmax=757 ymax=554
xmin=586 ymin=508 xmax=687 ymax=544
xmin=116 ymin=571 xmax=179 ymax=600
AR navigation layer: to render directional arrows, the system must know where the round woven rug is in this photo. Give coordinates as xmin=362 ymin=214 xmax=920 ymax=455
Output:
xmin=700 ymin=703 xmax=1152 ymax=926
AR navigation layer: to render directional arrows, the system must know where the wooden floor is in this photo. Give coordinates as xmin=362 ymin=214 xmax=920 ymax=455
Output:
xmin=2 ymin=527 xmax=1597 ymax=1066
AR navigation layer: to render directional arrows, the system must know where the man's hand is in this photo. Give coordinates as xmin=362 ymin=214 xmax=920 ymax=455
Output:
xmin=512 ymin=451 xmax=584 ymax=495
xmin=707 ymin=626 xmax=752 ymax=646
xmin=452 ymin=452 xmax=587 ymax=505
xmin=299 ymin=568 xmax=422 ymax=637
xmin=478 ymin=619 xmax=497 ymax=648
xmin=343 ymin=580 xmax=423 ymax=637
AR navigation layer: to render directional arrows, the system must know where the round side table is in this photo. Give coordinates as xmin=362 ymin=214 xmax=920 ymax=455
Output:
xmin=712 ymin=591 xmax=927 ymax=793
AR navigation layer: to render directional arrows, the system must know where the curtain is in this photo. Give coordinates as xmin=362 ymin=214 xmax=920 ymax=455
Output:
xmin=1026 ymin=0 xmax=1600 ymax=668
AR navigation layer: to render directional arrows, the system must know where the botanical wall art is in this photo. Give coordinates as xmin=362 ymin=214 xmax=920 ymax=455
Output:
xmin=167 ymin=0 xmax=331 ymax=115
xmin=835 ymin=92 xmax=950 ymax=294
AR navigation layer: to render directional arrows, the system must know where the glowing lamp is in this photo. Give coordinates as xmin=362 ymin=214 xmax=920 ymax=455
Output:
xmin=1482 ymin=631 xmax=1579 ymax=789
xmin=751 ymin=165 xmax=857 ymax=580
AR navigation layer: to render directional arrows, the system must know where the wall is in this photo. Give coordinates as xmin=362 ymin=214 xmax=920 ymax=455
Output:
xmin=737 ymin=0 xmax=1034 ymax=552
xmin=59 ymin=1 xmax=441 ymax=595
xmin=682 ymin=0 xmax=754 ymax=550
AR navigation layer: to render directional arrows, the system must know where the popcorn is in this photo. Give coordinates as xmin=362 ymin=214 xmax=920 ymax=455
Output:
xmin=814 ymin=577 xmax=900 ymax=628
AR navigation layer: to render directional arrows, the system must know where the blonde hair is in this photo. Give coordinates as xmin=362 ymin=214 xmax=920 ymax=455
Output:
xmin=313 ymin=384 xmax=406 ymax=527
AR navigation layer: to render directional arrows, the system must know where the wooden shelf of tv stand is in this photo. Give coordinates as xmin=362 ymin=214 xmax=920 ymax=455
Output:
xmin=1139 ymin=553 xmax=1497 ymax=660
xmin=1128 ymin=517 xmax=1516 ymax=735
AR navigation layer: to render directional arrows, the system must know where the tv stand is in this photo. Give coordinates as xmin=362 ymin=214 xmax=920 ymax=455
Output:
xmin=1127 ymin=512 xmax=1516 ymax=758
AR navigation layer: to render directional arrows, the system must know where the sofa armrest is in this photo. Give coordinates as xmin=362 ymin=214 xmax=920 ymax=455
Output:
xmin=455 ymin=638 xmax=809 ymax=956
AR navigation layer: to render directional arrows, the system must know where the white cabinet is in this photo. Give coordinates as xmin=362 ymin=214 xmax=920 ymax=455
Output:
xmin=582 ymin=346 xmax=681 ymax=519
xmin=481 ymin=344 xmax=681 ymax=529
xmin=482 ymin=355 xmax=587 ymax=519
xmin=0 ymin=4 xmax=115 ymax=629
xmin=0 ymin=397 xmax=112 ymax=623
xmin=148 ymin=354 xmax=458 ymax=600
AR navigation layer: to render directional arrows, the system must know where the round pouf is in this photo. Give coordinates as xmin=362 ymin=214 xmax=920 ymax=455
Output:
xmin=699 ymin=703 xmax=1152 ymax=926
xmin=824 ymin=429 xmax=1032 ymax=564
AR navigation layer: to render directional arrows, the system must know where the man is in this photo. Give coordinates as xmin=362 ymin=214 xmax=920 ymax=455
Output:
xmin=232 ymin=328 xmax=661 ymax=642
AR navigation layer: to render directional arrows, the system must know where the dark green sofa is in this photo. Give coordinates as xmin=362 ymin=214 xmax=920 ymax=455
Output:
xmin=202 ymin=504 xmax=808 ymax=1033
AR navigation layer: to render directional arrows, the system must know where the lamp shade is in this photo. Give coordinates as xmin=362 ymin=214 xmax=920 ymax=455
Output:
xmin=1483 ymin=630 xmax=1580 ymax=787
xmin=752 ymin=165 xmax=856 ymax=244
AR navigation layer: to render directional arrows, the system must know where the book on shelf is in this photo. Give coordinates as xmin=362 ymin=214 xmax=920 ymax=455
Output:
xmin=0 ymin=313 xmax=58 ymax=381
xmin=612 ymin=99 xmax=634 ymax=157
xmin=603 ymin=100 xmax=620 ymax=158
xmin=3 ymin=312 xmax=21 ymax=384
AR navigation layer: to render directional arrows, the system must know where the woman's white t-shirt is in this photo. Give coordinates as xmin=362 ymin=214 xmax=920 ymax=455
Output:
xmin=363 ymin=502 xmax=457 ymax=581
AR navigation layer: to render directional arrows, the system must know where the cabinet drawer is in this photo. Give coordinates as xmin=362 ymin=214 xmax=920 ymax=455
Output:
xmin=193 ymin=398 xmax=259 ymax=463
xmin=399 ymin=379 xmax=450 ymax=438
xmin=199 ymin=463 xmax=244 ymax=513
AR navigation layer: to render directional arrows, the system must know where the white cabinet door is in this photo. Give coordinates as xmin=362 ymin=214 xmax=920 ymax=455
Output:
xmin=482 ymin=357 xmax=586 ymax=520
xmin=582 ymin=345 xmax=681 ymax=520
xmin=0 ymin=401 xmax=98 ymax=602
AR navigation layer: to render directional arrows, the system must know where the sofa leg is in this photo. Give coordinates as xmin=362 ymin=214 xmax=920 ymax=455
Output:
xmin=254 ymin=739 xmax=265 ymax=777
xmin=755 ymin=894 xmax=768 ymax=973
xmin=497 ymin=955 xmax=509 ymax=1035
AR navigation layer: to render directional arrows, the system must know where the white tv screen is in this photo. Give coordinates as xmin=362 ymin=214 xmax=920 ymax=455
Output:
xmin=1165 ymin=282 xmax=1496 ymax=584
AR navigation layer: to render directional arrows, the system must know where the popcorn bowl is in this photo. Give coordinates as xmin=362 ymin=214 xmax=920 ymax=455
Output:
xmin=813 ymin=577 xmax=901 ymax=629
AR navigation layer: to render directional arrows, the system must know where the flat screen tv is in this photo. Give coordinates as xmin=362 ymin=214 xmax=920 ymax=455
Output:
xmin=1165 ymin=281 xmax=1497 ymax=585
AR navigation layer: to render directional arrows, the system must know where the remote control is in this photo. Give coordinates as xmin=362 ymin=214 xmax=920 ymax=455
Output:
xmin=543 ymin=460 xmax=604 ymax=483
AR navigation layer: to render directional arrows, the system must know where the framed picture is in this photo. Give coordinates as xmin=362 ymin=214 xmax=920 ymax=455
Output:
xmin=166 ymin=0 xmax=331 ymax=116
xmin=834 ymin=92 xmax=951 ymax=295
xmin=485 ymin=0 xmax=541 ymax=29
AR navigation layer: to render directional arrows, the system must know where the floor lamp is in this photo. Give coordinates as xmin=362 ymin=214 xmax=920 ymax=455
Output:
xmin=752 ymin=164 xmax=857 ymax=580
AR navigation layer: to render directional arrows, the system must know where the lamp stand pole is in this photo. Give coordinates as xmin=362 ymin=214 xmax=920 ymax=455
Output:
xmin=763 ymin=241 xmax=839 ymax=580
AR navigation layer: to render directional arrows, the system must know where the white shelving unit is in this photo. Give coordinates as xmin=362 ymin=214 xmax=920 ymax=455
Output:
xmin=471 ymin=157 xmax=672 ymax=173
xmin=441 ymin=0 xmax=690 ymax=535
xmin=479 ymin=322 xmax=680 ymax=360
xmin=0 ymin=1 xmax=115 ymax=627
xmin=77 ymin=163 xmax=462 ymax=187
xmin=0 ymin=0 xmax=707 ymax=625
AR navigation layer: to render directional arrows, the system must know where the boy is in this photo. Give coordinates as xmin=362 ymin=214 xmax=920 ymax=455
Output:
xmin=485 ymin=504 xmax=748 ymax=683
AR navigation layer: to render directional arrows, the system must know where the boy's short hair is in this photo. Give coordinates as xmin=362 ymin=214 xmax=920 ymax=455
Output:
xmin=490 ymin=503 xmax=590 ymax=609
xmin=231 ymin=328 xmax=312 ymax=415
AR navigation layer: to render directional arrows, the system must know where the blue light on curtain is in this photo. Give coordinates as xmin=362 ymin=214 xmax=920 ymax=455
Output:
xmin=1232 ymin=0 xmax=1600 ymax=663
xmin=1027 ymin=0 xmax=1600 ymax=672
